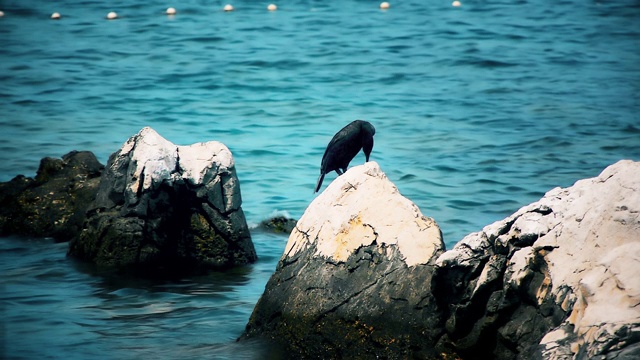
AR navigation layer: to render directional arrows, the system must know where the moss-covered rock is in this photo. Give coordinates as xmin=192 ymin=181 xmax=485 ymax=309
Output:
xmin=0 ymin=151 xmax=104 ymax=242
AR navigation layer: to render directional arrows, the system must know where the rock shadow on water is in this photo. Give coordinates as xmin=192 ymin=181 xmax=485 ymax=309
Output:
xmin=68 ymin=254 xmax=256 ymax=293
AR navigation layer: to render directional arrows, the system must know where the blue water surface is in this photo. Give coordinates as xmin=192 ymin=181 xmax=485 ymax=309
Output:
xmin=1 ymin=0 xmax=639 ymax=358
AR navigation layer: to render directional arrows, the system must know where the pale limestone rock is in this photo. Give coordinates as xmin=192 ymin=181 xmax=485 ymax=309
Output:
xmin=118 ymin=127 xmax=236 ymax=207
xmin=435 ymin=159 xmax=640 ymax=359
xmin=534 ymin=160 xmax=640 ymax=358
xmin=283 ymin=161 xmax=443 ymax=266
xmin=243 ymin=161 xmax=446 ymax=358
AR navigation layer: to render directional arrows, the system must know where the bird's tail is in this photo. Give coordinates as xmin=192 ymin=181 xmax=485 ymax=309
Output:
xmin=314 ymin=173 xmax=325 ymax=193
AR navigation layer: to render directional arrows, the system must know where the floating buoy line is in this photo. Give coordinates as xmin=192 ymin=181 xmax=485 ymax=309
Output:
xmin=0 ymin=3 xmax=469 ymax=21
xmin=0 ymin=3 xmax=468 ymax=21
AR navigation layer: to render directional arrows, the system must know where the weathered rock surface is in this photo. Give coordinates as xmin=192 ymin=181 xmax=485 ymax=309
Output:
xmin=68 ymin=127 xmax=256 ymax=273
xmin=242 ymin=162 xmax=446 ymax=358
xmin=242 ymin=160 xmax=640 ymax=359
xmin=434 ymin=159 xmax=640 ymax=359
xmin=0 ymin=151 xmax=104 ymax=242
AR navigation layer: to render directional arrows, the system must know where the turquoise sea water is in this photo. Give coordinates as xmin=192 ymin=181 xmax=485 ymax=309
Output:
xmin=1 ymin=0 xmax=639 ymax=358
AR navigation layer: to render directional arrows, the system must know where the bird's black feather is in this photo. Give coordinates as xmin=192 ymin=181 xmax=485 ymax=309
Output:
xmin=315 ymin=120 xmax=376 ymax=193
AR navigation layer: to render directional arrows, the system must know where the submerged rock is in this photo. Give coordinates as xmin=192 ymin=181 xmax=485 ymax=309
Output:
xmin=68 ymin=127 xmax=256 ymax=273
xmin=256 ymin=215 xmax=297 ymax=234
xmin=0 ymin=151 xmax=104 ymax=242
xmin=433 ymin=159 xmax=640 ymax=359
xmin=242 ymin=159 xmax=640 ymax=359
xmin=242 ymin=162 xmax=446 ymax=358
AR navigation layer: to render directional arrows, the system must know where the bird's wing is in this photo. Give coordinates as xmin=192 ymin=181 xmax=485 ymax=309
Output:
xmin=321 ymin=122 xmax=361 ymax=169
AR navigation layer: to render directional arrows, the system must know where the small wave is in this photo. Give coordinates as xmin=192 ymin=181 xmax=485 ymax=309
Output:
xmin=9 ymin=64 xmax=31 ymax=71
xmin=400 ymin=173 xmax=418 ymax=181
xmin=488 ymin=199 xmax=521 ymax=207
xmin=505 ymin=185 xmax=527 ymax=192
xmin=378 ymin=73 xmax=409 ymax=85
xmin=236 ymin=59 xmax=310 ymax=70
xmin=433 ymin=165 xmax=461 ymax=173
xmin=247 ymin=149 xmax=285 ymax=157
xmin=13 ymin=99 xmax=40 ymax=105
xmin=474 ymin=178 xmax=507 ymax=186
xmin=447 ymin=218 xmax=474 ymax=226
xmin=447 ymin=199 xmax=484 ymax=209
xmin=455 ymin=57 xmax=519 ymax=68
xmin=502 ymin=136 xmax=573 ymax=150
xmin=622 ymin=125 xmax=640 ymax=134
xmin=186 ymin=36 xmax=224 ymax=43
xmin=239 ymin=26 xmax=281 ymax=33
xmin=600 ymin=144 xmax=633 ymax=152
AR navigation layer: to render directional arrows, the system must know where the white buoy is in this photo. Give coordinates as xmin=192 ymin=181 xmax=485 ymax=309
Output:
xmin=166 ymin=7 xmax=177 ymax=15
xmin=380 ymin=2 xmax=390 ymax=9
xmin=223 ymin=4 xmax=234 ymax=12
xmin=107 ymin=11 xmax=118 ymax=19
xmin=267 ymin=4 xmax=277 ymax=11
xmin=452 ymin=1 xmax=462 ymax=7
xmin=0 ymin=11 xmax=5 ymax=17
xmin=51 ymin=12 xmax=61 ymax=20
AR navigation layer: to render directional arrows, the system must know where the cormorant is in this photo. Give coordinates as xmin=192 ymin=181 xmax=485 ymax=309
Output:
xmin=315 ymin=120 xmax=376 ymax=193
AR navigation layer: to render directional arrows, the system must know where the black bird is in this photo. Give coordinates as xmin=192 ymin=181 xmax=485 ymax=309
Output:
xmin=315 ymin=120 xmax=376 ymax=193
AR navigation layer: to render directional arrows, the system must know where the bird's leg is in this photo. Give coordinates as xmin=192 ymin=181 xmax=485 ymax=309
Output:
xmin=335 ymin=168 xmax=344 ymax=176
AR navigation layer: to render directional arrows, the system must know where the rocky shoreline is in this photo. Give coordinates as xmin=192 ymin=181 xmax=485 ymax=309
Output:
xmin=1 ymin=128 xmax=258 ymax=275
xmin=1 ymin=127 xmax=638 ymax=358
xmin=241 ymin=160 xmax=640 ymax=359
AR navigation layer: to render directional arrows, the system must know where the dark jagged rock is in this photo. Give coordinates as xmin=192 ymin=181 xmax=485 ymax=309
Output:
xmin=68 ymin=127 xmax=256 ymax=274
xmin=241 ymin=162 xmax=447 ymax=358
xmin=242 ymin=160 xmax=640 ymax=360
xmin=0 ymin=151 xmax=104 ymax=242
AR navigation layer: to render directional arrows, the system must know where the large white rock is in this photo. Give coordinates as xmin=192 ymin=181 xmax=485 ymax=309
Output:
xmin=436 ymin=160 xmax=640 ymax=359
xmin=284 ymin=161 xmax=443 ymax=266
xmin=533 ymin=160 xmax=640 ymax=358
xmin=245 ymin=157 xmax=639 ymax=359
xmin=243 ymin=162 xmax=446 ymax=358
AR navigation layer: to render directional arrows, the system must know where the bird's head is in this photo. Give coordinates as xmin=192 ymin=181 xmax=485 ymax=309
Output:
xmin=360 ymin=121 xmax=375 ymax=161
